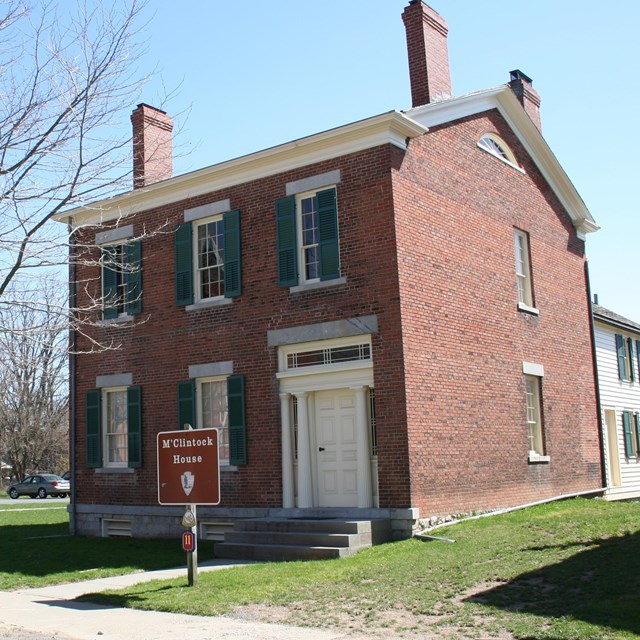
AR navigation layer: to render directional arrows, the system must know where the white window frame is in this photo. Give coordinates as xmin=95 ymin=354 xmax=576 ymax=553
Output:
xmin=102 ymin=387 xmax=128 ymax=468
xmin=296 ymin=189 xmax=322 ymax=285
xmin=193 ymin=214 xmax=225 ymax=303
xmin=514 ymin=229 xmax=535 ymax=311
xmin=196 ymin=376 xmax=229 ymax=465
xmin=524 ymin=374 xmax=547 ymax=461
xmin=477 ymin=133 xmax=522 ymax=171
xmin=620 ymin=336 xmax=634 ymax=382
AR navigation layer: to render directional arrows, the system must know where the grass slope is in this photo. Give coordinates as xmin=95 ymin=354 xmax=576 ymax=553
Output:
xmin=78 ymin=498 xmax=640 ymax=639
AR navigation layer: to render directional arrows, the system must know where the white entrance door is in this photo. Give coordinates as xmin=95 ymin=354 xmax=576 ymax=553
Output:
xmin=315 ymin=389 xmax=359 ymax=507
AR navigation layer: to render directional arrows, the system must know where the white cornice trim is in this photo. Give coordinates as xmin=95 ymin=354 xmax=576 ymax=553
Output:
xmin=58 ymin=112 xmax=427 ymax=229
xmin=406 ymin=87 xmax=599 ymax=237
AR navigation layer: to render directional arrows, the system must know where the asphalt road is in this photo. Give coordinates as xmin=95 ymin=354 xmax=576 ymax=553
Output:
xmin=0 ymin=496 xmax=69 ymax=505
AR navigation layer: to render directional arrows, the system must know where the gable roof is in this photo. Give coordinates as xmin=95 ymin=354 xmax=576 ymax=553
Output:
xmin=405 ymin=85 xmax=599 ymax=240
xmin=57 ymin=84 xmax=597 ymax=242
xmin=593 ymin=304 xmax=640 ymax=334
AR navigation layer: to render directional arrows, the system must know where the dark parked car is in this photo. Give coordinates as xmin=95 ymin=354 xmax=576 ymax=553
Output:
xmin=7 ymin=474 xmax=70 ymax=499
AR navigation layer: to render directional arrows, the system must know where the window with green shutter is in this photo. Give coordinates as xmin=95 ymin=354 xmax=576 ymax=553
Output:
xmin=615 ymin=334 xmax=633 ymax=381
xmin=622 ymin=411 xmax=636 ymax=457
xmin=86 ymin=390 xmax=101 ymax=468
xmin=178 ymin=375 xmax=246 ymax=465
xmin=101 ymin=240 xmax=142 ymax=319
xmin=86 ymin=385 xmax=143 ymax=469
xmin=126 ymin=242 xmax=143 ymax=315
xmin=127 ymin=386 xmax=143 ymax=468
xmin=223 ymin=210 xmax=242 ymax=297
xmin=276 ymin=187 xmax=340 ymax=288
xmin=276 ymin=195 xmax=298 ymax=287
xmin=176 ymin=212 xmax=242 ymax=305
xmin=175 ymin=223 xmax=194 ymax=306
xmin=177 ymin=380 xmax=196 ymax=430
xmin=228 ymin=375 xmax=247 ymax=465
xmin=317 ymin=188 xmax=340 ymax=281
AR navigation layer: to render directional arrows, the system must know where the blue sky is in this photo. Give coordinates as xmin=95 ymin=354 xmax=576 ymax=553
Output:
xmin=137 ymin=1 xmax=640 ymax=321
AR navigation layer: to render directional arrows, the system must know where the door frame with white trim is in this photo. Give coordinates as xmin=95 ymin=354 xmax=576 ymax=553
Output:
xmin=277 ymin=336 xmax=376 ymax=509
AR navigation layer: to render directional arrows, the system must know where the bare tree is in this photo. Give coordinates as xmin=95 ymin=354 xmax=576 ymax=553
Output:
xmin=0 ymin=282 xmax=68 ymax=481
xmin=0 ymin=0 xmax=154 ymax=331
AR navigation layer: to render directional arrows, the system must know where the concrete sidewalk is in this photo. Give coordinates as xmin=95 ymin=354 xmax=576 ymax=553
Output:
xmin=0 ymin=560 xmax=355 ymax=640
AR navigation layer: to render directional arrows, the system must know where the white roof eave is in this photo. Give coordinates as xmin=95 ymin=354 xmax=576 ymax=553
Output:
xmin=56 ymin=111 xmax=428 ymax=228
xmin=405 ymin=86 xmax=599 ymax=239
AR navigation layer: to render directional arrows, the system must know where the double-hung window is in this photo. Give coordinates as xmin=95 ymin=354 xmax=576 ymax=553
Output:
xmin=85 ymin=385 xmax=142 ymax=469
xmin=177 ymin=375 xmax=246 ymax=466
xmin=514 ymin=229 xmax=534 ymax=310
xmin=276 ymin=187 xmax=340 ymax=287
xmin=101 ymin=240 xmax=142 ymax=320
xmin=524 ymin=374 xmax=546 ymax=460
xmin=622 ymin=411 xmax=640 ymax=458
xmin=615 ymin=334 xmax=635 ymax=382
xmin=175 ymin=208 xmax=241 ymax=306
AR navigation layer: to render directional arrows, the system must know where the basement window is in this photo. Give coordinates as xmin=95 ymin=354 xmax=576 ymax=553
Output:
xmin=477 ymin=133 xmax=520 ymax=169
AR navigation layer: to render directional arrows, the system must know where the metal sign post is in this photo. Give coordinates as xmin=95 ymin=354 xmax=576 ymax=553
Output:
xmin=183 ymin=504 xmax=198 ymax=586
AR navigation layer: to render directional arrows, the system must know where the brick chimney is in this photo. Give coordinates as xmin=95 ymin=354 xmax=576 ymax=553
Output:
xmin=402 ymin=0 xmax=451 ymax=107
xmin=130 ymin=104 xmax=173 ymax=189
xmin=509 ymin=70 xmax=542 ymax=132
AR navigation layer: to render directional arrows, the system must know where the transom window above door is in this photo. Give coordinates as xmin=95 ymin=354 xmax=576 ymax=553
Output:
xmin=287 ymin=342 xmax=371 ymax=370
xmin=279 ymin=336 xmax=373 ymax=375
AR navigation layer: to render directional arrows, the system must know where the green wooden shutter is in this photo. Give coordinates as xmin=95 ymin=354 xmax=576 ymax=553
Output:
xmin=276 ymin=196 xmax=298 ymax=287
xmin=317 ymin=188 xmax=340 ymax=281
xmin=125 ymin=240 xmax=142 ymax=315
xmin=127 ymin=386 xmax=142 ymax=468
xmin=178 ymin=380 xmax=196 ymax=430
xmin=629 ymin=339 xmax=636 ymax=382
xmin=102 ymin=247 xmax=119 ymax=320
xmin=228 ymin=375 xmax=246 ymax=465
xmin=86 ymin=389 xmax=102 ymax=468
xmin=615 ymin=334 xmax=627 ymax=380
xmin=622 ymin=411 xmax=634 ymax=457
xmin=223 ymin=210 xmax=242 ymax=298
xmin=636 ymin=340 xmax=640 ymax=381
xmin=636 ymin=414 xmax=640 ymax=457
xmin=175 ymin=224 xmax=194 ymax=306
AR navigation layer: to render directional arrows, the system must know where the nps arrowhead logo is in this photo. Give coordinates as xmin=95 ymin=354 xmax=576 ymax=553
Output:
xmin=181 ymin=471 xmax=195 ymax=496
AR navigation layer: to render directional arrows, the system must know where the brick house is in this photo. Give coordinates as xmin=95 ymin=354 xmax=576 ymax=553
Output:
xmin=60 ymin=1 xmax=603 ymax=544
xmin=593 ymin=304 xmax=640 ymax=501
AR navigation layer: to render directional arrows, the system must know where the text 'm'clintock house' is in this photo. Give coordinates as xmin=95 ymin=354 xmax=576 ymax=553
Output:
xmin=58 ymin=1 xmax=604 ymax=553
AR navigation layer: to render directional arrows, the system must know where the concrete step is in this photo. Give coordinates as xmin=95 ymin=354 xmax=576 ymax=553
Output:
xmin=223 ymin=530 xmax=361 ymax=548
xmin=234 ymin=517 xmax=381 ymax=535
xmin=214 ymin=542 xmax=352 ymax=561
xmin=214 ymin=517 xmax=392 ymax=562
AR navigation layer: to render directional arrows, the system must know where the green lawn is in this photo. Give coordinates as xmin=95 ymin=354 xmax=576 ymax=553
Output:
xmin=0 ymin=503 xmax=204 ymax=589
xmin=2 ymin=498 xmax=639 ymax=639
xmin=80 ymin=498 xmax=640 ymax=639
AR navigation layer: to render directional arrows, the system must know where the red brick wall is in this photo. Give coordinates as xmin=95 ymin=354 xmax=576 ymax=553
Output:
xmin=392 ymin=109 xmax=602 ymax=516
xmin=72 ymin=108 xmax=602 ymax=518
xmin=72 ymin=145 xmax=413 ymax=508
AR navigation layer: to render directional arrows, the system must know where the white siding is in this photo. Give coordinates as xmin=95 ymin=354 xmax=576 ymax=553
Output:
xmin=594 ymin=321 xmax=640 ymax=499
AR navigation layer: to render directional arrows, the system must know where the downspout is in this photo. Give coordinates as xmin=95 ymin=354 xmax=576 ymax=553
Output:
xmin=585 ymin=260 xmax=607 ymax=489
xmin=68 ymin=219 xmax=77 ymax=535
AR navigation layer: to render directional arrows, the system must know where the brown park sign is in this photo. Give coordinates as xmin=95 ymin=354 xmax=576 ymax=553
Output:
xmin=157 ymin=428 xmax=220 ymax=505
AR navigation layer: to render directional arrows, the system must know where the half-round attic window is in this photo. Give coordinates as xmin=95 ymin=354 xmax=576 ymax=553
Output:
xmin=477 ymin=133 xmax=519 ymax=167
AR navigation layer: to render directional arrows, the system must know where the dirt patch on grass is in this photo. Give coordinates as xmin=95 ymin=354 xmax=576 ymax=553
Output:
xmin=230 ymin=601 xmax=516 ymax=640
